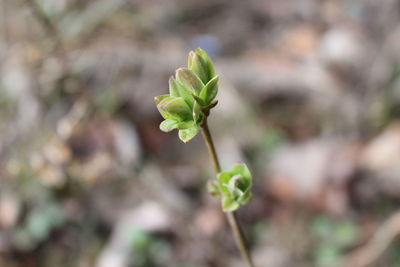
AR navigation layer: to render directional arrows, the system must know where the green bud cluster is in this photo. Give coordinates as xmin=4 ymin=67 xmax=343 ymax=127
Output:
xmin=155 ymin=48 xmax=219 ymax=143
xmin=209 ymin=164 xmax=253 ymax=212
xmin=155 ymin=49 xmax=253 ymax=213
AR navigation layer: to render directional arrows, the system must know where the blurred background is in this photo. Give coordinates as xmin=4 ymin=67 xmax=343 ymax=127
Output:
xmin=1 ymin=0 xmax=400 ymax=266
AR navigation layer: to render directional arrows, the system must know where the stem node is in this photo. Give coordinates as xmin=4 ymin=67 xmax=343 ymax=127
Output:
xmin=201 ymin=120 xmax=255 ymax=267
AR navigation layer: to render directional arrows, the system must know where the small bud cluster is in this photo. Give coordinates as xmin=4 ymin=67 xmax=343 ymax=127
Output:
xmin=208 ymin=164 xmax=253 ymax=212
xmin=155 ymin=48 xmax=219 ymax=143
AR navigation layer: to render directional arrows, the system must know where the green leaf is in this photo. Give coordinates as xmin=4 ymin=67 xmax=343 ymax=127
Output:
xmin=227 ymin=175 xmax=244 ymax=196
xmin=239 ymin=191 xmax=252 ymax=205
xmin=160 ymin=119 xmax=179 ymax=132
xmin=157 ymin=96 xmax=192 ymax=121
xmin=219 ymin=184 xmax=231 ymax=198
xmin=169 ymin=77 xmax=194 ymax=108
xmin=216 ymin=163 xmax=253 ymax=212
xmin=156 ymin=96 xmax=175 ymax=119
xmin=218 ymin=171 xmax=233 ymax=185
xmin=177 ymin=120 xmax=195 ymax=130
xmin=188 ymin=51 xmax=209 ymax=84
xmin=222 ymin=196 xmax=240 ymax=212
xmin=154 ymin=94 xmax=170 ymax=104
xmin=176 ymin=68 xmax=204 ymax=95
xmin=231 ymin=164 xmax=251 ymax=177
xmin=199 ymin=76 xmax=219 ymax=105
xmin=168 ymin=77 xmax=181 ymax=96
xmin=231 ymin=164 xmax=252 ymax=191
xmin=178 ymin=126 xmax=199 ymax=143
xmin=196 ymin=48 xmax=215 ymax=81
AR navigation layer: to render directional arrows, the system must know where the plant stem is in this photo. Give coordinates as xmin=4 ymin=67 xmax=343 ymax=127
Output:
xmin=201 ymin=120 xmax=256 ymax=267
xmin=201 ymin=121 xmax=221 ymax=174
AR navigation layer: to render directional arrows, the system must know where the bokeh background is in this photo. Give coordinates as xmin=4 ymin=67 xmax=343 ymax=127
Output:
xmin=2 ymin=0 xmax=400 ymax=266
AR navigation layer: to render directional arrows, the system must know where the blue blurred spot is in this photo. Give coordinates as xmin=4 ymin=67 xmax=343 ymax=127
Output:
xmin=190 ymin=35 xmax=221 ymax=57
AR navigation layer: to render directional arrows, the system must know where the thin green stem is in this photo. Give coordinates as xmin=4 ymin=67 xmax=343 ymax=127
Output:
xmin=201 ymin=120 xmax=255 ymax=267
xmin=201 ymin=121 xmax=221 ymax=173
xmin=227 ymin=212 xmax=255 ymax=267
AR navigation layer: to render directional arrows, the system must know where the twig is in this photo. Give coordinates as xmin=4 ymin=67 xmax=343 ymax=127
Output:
xmin=201 ymin=120 xmax=256 ymax=267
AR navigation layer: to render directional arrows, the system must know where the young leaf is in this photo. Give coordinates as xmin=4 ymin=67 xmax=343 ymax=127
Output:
xmin=178 ymin=125 xmax=199 ymax=143
xmin=231 ymin=164 xmax=252 ymax=191
xmin=156 ymin=96 xmax=175 ymax=120
xmin=177 ymin=120 xmax=195 ymax=130
xmin=157 ymin=97 xmax=192 ymax=121
xmin=227 ymin=175 xmax=243 ymax=196
xmin=216 ymin=163 xmax=253 ymax=212
xmin=154 ymin=94 xmax=170 ymax=105
xmin=196 ymin=48 xmax=215 ymax=81
xmin=188 ymin=51 xmax=209 ymax=84
xmin=222 ymin=196 xmax=240 ymax=212
xmin=239 ymin=191 xmax=253 ymax=205
xmin=176 ymin=68 xmax=204 ymax=95
xmin=199 ymin=76 xmax=219 ymax=105
xmin=169 ymin=77 xmax=194 ymax=108
xmin=168 ymin=77 xmax=180 ymax=97
xmin=160 ymin=119 xmax=179 ymax=132
xmin=218 ymin=172 xmax=233 ymax=190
